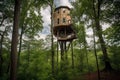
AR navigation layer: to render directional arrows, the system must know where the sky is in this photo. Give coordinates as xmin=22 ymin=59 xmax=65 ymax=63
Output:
xmin=54 ymin=0 xmax=73 ymax=8
xmin=40 ymin=7 xmax=51 ymax=39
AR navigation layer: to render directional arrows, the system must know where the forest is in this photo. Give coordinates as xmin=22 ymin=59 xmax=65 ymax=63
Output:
xmin=0 ymin=0 xmax=120 ymax=80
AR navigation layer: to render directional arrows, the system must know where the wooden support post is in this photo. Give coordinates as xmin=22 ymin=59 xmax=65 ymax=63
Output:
xmin=71 ymin=41 xmax=74 ymax=69
xmin=57 ymin=40 xmax=59 ymax=68
xmin=59 ymin=41 xmax=64 ymax=70
xmin=65 ymin=42 xmax=68 ymax=60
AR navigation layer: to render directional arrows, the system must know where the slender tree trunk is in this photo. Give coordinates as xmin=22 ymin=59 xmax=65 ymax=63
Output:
xmin=57 ymin=40 xmax=59 ymax=68
xmin=79 ymin=50 xmax=83 ymax=72
xmin=17 ymin=0 xmax=30 ymax=70
xmin=92 ymin=25 xmax=100 ymax=80
xmin=78 ymin=41 xmax=83 ymax=72
xmin=92 ymin=0 xmax=112 ymax=70
xmin=65 ymin=42 xmax=68 ymax=60
xmin=26 ymin=43 xmax=30 ymax=78
xmin=0 ymin=26 xmax=9 ymax=76
xmin=0 ymin=17 xmax=6 ymax=75
xmin=17 ymin=26 xmax=24 ymax=68
xmin=0 ymin=34 xmax=4 ymax=76
xmin=82 ymin=25 xmax=89 ymax=72
xmin=50 ymin=5 xmax=55 ymax=75
xmin=60 ymin=41 xmax=64 ymax=68
xmin=27 ymin=44 xmax=30 ymax=66
xmin=84 ymin=41 xmax=90 ymax=73
xmin=96 ymin=20 xmax=112 ymax=70
xmin=10 ymin=0 xmax=21 ymax=80
xmin=6 ymin=48 xmax=11 ymax=80
xmin=0 ymin=16 xmax=5 ymax=27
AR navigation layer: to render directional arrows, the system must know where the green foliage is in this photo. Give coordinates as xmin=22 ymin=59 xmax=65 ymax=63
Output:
xmin=103 ymin=0 xmax=120 ymax=45
xmin=0 ymin=49 xmax=10 ymax=80
xmin=108 ymin=46 xmax=120 ymax=70
xmin=20 ymin=0 xmax=43 ymax=38
xmin=18 ymin=48 xmax=52 ymax=80
xmin=104 ymin=24 xmax=120 ymax=46
xmin=0 ymin=0 xmax=14 ymax=18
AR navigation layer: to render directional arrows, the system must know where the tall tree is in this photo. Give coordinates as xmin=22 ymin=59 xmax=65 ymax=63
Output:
xmin=50 ymin=0 xmax=55 ymax=76
xmin=0 ymin=0 xmax=13 ymax=76
xmin=92 ymin=0 xmax=112 ymax=70
xmin=92 ymin=22 xmax=100 ymax=80
xmin=104 ymin=0 xmax=120 ymax=45
xmin=10 ymin=0 xmax=21 ymax=80
xmin=41 ymin=0 xmax=55 ymax=75
xmin=17 ymin=0 xmax=43 ymax=69
xmin=71 ymin=0 xmax=112 ymax=70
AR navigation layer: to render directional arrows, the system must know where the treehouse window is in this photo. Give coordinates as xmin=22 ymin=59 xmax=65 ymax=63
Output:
xmin=57 ymin=18 xmax=59 ymax=24
xmin=63 ymin=18 xmax=66 ymax=23
xmin=63 ymin=10 xmax=65 ymax=13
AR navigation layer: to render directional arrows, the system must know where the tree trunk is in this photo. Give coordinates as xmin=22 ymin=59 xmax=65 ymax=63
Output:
xmin=0 ymin=16 xmax=5 ymax=27
xmin=0 ymin=26 xmax=9 ymax=76
xmin=92 ymin=25 xmax=100 ymax=80
xmin=57 ymin=40 xmax=59 ymax=68
xmin=0 ymin=34 xmax=4 ymax=76
xmin=50 ymin=5 xmax=55 ymax=75
xmin=17 ymin=26 xmax=24 ymax=68
xmin=82 ymin=25 xmax=89 ymax=72
xmin=92 ymin=0 xmax=112 ymax=70
xmin=96 ymin=20 xmax=112 ymax=70
xmin=10 ymin=0 xmax=21 ymax=80
xmin=0 ymin=16 xmax=6 ymax=76
xmin=60 ymin=41 xmax=64 ymax=69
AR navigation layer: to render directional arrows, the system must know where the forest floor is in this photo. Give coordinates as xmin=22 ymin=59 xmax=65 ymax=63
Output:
xmin=74 ymin=70 xmax=120 ymax=80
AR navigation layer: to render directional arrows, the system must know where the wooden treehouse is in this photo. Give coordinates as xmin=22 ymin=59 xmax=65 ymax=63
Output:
xmin=53 ymin=6 xmax=76 ymax=68
xmin=53 ymin=6 xmax=76 ymax=41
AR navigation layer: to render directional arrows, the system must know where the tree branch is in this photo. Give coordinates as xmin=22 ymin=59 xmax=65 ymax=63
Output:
xmin=92 ymin=0 xmax=97 ymax=19
xmin=0 ymin=17 xmax=5 ymax=27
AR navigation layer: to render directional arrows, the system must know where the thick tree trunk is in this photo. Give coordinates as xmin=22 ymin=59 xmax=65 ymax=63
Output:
xmin=10 ymin=0 xmax=21 ymax=80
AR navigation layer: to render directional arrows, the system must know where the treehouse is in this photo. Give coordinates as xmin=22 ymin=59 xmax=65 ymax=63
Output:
xmin=53 ymin=6 xmax=76 ymax=41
